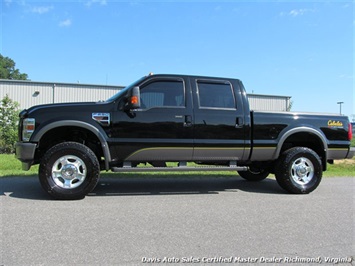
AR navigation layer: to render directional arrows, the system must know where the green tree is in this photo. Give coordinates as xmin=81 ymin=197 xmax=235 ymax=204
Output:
xmin=0 ymin=54 xmax=28 ymax=80
xmin=0 ymin=95 xmax=20 ymax=153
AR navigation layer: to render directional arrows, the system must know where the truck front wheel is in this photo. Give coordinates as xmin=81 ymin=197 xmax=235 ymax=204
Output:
xmin=39 ymin=142 xmax=100 ymax=200
xmin=275 ymin=147 xmax=322 ymax=194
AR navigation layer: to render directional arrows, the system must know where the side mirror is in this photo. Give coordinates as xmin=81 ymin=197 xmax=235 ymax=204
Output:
xmin=126 ymin=86 xmax=141 ymax=110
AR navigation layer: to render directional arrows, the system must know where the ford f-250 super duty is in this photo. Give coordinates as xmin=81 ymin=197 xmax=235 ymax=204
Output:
xmin=15 ymin=74 xmax=354 ymax=199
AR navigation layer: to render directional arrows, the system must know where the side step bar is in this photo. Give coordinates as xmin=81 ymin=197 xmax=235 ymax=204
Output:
xmin=111 ymin=161 xmax=248 ymax=173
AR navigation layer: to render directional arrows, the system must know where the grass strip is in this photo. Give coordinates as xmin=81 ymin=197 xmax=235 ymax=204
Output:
xmin=1 ymin=154 xmax=354 ymax=178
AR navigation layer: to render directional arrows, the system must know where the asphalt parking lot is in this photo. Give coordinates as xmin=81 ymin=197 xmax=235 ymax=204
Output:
xmin=0 ymin=176 xmax=354 ymax=265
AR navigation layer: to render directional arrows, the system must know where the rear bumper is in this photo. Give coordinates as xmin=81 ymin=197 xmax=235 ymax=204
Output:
xmin=346 ymin=147 xmax=355 ymax=159
xmin=15 ymin=142 xmax=37 ymax=171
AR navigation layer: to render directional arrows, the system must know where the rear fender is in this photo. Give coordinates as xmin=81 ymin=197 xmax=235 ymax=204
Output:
xmin=275 ymin=126 xmax=328 ymax=162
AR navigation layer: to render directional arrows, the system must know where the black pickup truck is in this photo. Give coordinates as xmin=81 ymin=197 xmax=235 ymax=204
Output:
xmin=15 ymin=74 xmax=354 ymax=199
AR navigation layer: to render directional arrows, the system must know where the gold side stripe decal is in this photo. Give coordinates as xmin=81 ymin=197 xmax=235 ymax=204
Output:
xmin=127 ymin=147 xmax=192 ymax=159
xmin=252 ymin=147 xmax=276 ymax=149
xmin=126 ymin=146 xmax=279 ymax=160
xmin=127 ymin=147 xmax=249 ymax=159
xmin=195 ymin=147 xmax=245 ymax=150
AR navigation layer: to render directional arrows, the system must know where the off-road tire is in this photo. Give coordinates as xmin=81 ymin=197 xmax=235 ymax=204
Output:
xmin=275 ymin=147 xmax=322 ymax=194
xmin=39 ymin=142 xmax=100 ymax=200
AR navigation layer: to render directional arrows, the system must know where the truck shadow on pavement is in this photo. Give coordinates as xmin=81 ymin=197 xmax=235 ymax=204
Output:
xmin=91 ymin=176 xmax=286 ymax=197
xmin=0 ymin=175 xmax=286 ymax=200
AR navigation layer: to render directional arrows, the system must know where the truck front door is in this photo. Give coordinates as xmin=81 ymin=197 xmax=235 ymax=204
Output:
xmin=110 ymin=77 xmax=193 ymax=162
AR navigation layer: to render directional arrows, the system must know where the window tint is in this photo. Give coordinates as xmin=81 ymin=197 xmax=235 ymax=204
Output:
xmin=198 ymin=81 xmax=235 ymax=109
xmin=140 ymin=80 xmax=184 ymax=109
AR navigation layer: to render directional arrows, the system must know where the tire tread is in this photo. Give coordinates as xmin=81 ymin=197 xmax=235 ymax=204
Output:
xmin=275 ymin=147 xmax=322 ymax=194
xmin=39 ymin=142 xmax=100 ymax=200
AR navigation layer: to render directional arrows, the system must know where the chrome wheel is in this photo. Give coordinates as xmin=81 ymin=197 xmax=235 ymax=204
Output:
xmin=51 ymin=155 xmax=87 ymax=189
xmin=290 ymin=157 xmax=314 ymax=185
xmin=40 ymin=142 xmax=100 ymax=200
xmin=275 ymin=147 xmax=322 ymax=194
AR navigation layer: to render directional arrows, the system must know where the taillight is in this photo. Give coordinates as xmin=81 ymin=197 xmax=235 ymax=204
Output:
xmin=349 ymin=123 xmax=353 ymax=141
xmin=22 ymin=118 xmax=35 ymax=141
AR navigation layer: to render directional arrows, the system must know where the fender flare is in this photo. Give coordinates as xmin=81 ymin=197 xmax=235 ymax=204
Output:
xmin=275 ymin=126 xmax=328 ymax=160
xmin=32 ymin=120 xmax=111 ymax=170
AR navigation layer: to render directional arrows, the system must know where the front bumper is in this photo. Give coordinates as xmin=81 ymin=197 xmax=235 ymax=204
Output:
xmin=346 ymin=147 xmax=355 ymax=159
xmin=15 ymin=142 xmax=37 ymax=171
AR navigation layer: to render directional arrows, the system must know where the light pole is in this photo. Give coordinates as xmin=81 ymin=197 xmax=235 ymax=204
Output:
xmin=337 ymin=101 xmax=344 ymax=115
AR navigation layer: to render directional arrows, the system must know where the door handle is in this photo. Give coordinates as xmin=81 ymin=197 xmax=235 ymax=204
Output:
xmin=235 ymin=117 xmax=244 ymax=128
xmin=184 ymin=115 xmax=192 ymax=127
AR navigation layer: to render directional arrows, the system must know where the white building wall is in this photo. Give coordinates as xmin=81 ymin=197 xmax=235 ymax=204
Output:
xmin=1 ymin=81 xmax=52 ymax=108
xmin=247 ymin=94 xmax=291 ymax=111
xmin=53 ymin=84 xmax=120 ymax=103
xmin=1 ymin=79 xmax=291 ymax=112
xmin=0 ymin=80 xmax=123 ymax=109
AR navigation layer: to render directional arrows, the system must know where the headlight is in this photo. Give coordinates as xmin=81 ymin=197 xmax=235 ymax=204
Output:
xmin=22 ymin=118 xmax=35 ymax=141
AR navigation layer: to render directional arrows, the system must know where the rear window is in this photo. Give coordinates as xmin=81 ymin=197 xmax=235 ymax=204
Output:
xmin=197 ymin=81 xmax=235 ymax=109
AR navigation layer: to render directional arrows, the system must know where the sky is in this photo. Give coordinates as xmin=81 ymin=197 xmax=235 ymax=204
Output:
xmin=1 ymin=0 xmax=354 ymax=119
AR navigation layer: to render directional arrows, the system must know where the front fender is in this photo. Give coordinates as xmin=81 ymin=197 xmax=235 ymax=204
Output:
xmin=31 ymin=120 xmax=112 ymax=170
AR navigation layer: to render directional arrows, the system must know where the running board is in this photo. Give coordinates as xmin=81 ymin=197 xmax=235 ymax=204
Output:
xmin=111 ymin=162 xmax=248 ymax=173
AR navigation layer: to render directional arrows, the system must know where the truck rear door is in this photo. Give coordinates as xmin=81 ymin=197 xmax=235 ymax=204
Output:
xmin=190 ymin=77 xmax=247 ymax=162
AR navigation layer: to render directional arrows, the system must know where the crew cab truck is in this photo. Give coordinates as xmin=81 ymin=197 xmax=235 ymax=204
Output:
xmin=15 ymin=74 xmax=354 ymax=200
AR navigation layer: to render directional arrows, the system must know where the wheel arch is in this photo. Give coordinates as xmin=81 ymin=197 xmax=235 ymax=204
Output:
xmin=275 ymin=127 xmax=328 ymax=170
xmin=32 ymin=120 xmax=111 ymax=170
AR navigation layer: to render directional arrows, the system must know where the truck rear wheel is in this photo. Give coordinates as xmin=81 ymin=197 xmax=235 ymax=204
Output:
xmin=275 ymin=147 xmax=322 ymax=194
xmin=238 ymin=167 xmax=269 ymax=181
xmin=39 ymin=142 xmax=100 ymax=200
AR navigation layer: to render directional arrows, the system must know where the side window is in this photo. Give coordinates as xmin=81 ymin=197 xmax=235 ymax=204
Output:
xmin=140 ymin=80 xmax=184 ymax=109
xmin=197 ymin=81 xmax=236 ymax=109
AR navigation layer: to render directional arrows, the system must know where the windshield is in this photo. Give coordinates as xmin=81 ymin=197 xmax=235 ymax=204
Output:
xmin=106 ymin=76 xmax=146 ymax=102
